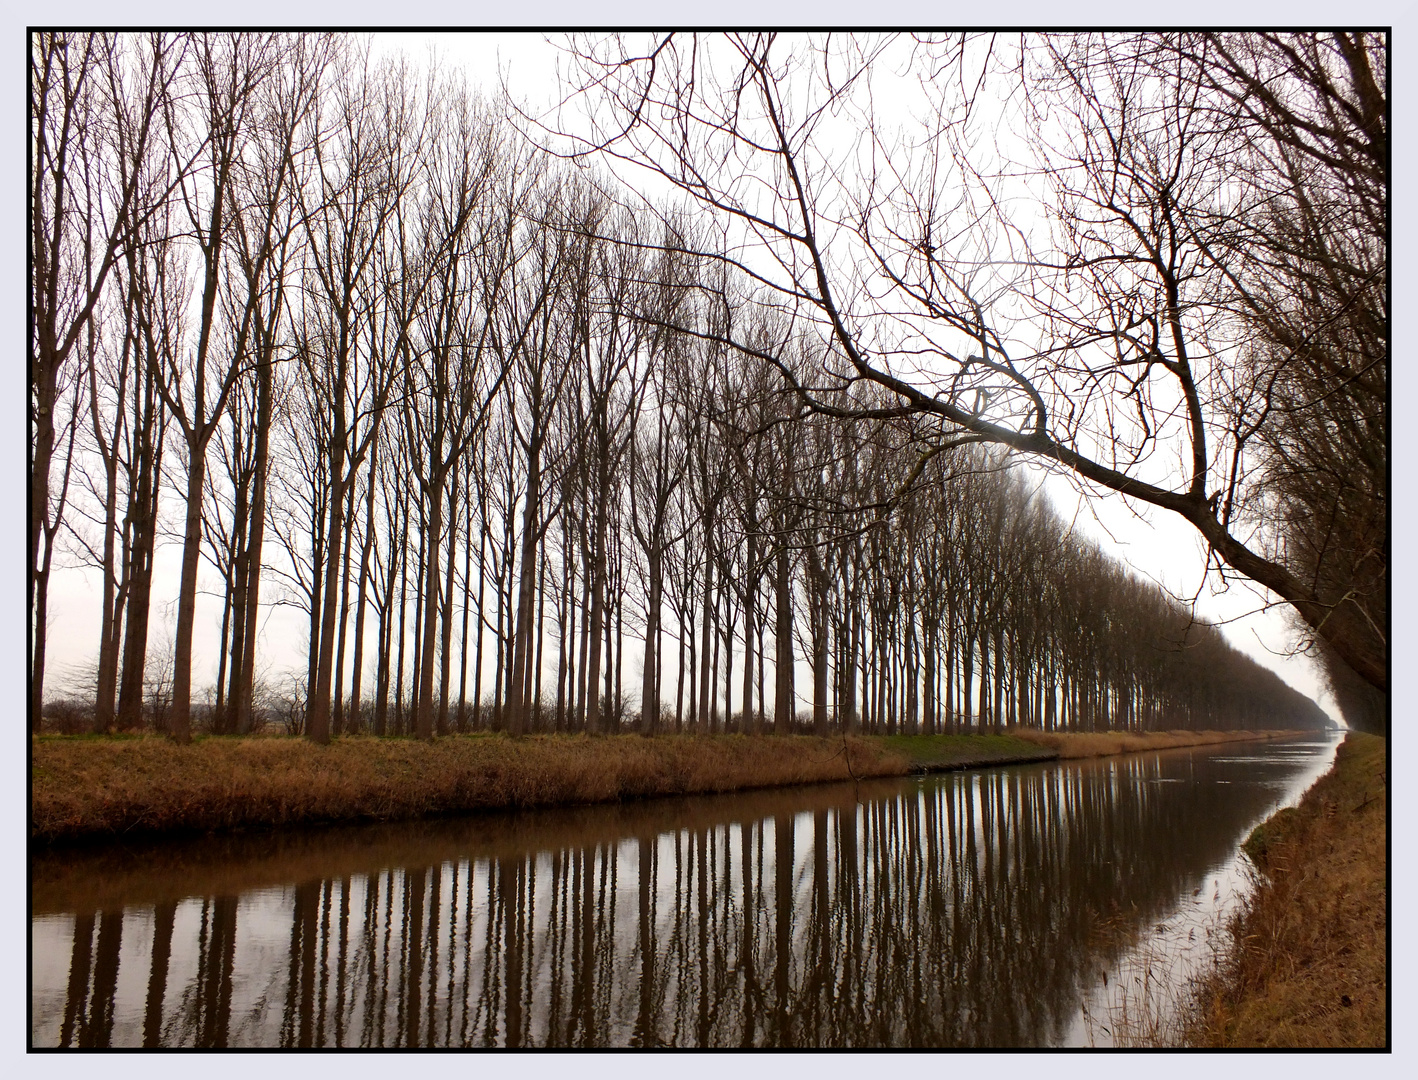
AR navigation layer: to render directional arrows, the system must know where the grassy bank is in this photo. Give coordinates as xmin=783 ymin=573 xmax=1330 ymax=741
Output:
xmin=883 ymin=728 xmax=1296 ymax=770
xmin=1185 ymin=732 xmax=1387 ymax=1048
xmin=31 ymin=733 xmax=909 ymax=844
xmin=31 ymin=727 xmax=1303 ymax=845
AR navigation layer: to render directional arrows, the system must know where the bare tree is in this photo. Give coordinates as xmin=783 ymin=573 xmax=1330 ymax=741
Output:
xmin=299 ymin=45 xmax=425 ymax=743
xmin=151 ymin=34 xmax=289 ymax=741
xmin=498 ymin=167 xmax=580 ymax=737
xmin=30 ymin=32 xmax=184 ymax=722
xmin=627 ymin=231 xmax=696 ymax=735
xmin=226 ymin=34 xmax=333 ymax=735
xmin=401 ymin=86 xmax=512 ymax=740
xmin=111 ymin=199 xmax=177 ymax=732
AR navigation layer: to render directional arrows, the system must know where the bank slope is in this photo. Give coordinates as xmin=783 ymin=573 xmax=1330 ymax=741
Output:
xmin=31 ymin=734 xmax=908 ymax=843
xmin=1189 ymin=732 xmax=1387 ymax=1048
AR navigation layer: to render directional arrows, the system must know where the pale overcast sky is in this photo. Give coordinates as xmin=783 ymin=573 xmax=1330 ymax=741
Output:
xmin=16 ymin=20 xmax=1413 ymax=730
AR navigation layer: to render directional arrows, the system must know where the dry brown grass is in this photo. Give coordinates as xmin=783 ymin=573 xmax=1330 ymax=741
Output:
xmin=1186 ymin=732 xmax=1387 ymax=1048
xmin=31 ymin=732 xmax=908 ymax=844
xmin=33 ymin=728 xmax=1303 ymax=845
xmin=1013 ymin=728 xmax=1296 ymax=759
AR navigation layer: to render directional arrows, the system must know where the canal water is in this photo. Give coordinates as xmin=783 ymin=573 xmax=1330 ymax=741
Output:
xmin=31 ymin=734 xmax=1339 ymax=1048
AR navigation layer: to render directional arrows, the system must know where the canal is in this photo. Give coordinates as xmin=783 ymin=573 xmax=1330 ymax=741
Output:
xmin=31 ymin=733 xmax=1339 ymax=1047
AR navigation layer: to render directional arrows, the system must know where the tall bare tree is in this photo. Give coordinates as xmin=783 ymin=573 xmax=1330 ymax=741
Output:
xmin=299 ymin=46 xmax=425 ymax=743
xmin=151 ymin=34 xmax=290 ymax=741
xmin=30 ymin=32 xmax=183 ymax=722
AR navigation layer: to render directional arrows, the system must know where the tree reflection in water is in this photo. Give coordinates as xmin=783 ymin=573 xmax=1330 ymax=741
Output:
xmin=32 ymin=737 xmax=1336 ymax=1047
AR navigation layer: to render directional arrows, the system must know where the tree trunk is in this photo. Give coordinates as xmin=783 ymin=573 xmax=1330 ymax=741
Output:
xmin=575 ymin=542 xmax=590 ymax=730
xmin=585 ymin=481 xmax=609 ymax=734
xmin=697 ymin=546 xmax=714 ymax=733
xmin=219 ymin=477 xmax=251 ymax=736
xmin=408 ymin=501 xmax=427 ymax=729
xmin=437 ymin=469 xmax=459 ymax=737
xmin=30 ymin=357 xmax=58 ymax=664
xmin=741 ymin=532 xmax=757 ymax=735
xmin=844 ymin=596 xmax=860 ymax=735
xmin=168 ymin=445 xmax=208 ymax=744
xmin=331 ymin=482 xmax=357 ymax=738
xmin=457 ymin=465 xmax=473 ymax=731
xmin=349 ymin=448 xmax=378 ymax=734
xmin=507 ymin=429 xmax=542 ymax=737
xmin=675 ymin=594 xmax=687 ymax=732
xmin=805 ymin=544 xmax=830 ymax=738
xmin=533 ymin=537 xmax=548 ymax=723
xmin=307 ymin=406 xmax=348 ymax=743
xmin=233 ymin=325 xmax=274 ymax=736
xmin=993 ymin=624 xmax=1005 ymax=734
xmin=304 ymin=495 xmax=326 ymax=733
xmin=32 ymin=557 xmax=53 ymax=733
xmin=613 ymin=571 xmax=624 ymax=733
xmin=640 ymin=545 xmax=663 ymax=736
xmin=115 ymin=459 xmax=159 ymax=731
xmin=720 ymin=572 xmax=734 ymax=732
xmin=92 ymin=433 xmax=122 ymax=733
xmin=923 ymin=619 xmax=937 ymax=736
xmin=473 ymin=522 xmax=488 ymax=730
xmin=213 ymin=562 xmax=234 ymax=731
xmin=555 ymin=524 xmax=572 ymax=733
xmin=415 ymin=472 xmax=445 ymax=740
xmin=773 ymin=540 xmax=794 ymax=734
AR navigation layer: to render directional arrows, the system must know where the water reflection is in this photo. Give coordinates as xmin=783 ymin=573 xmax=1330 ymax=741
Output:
xmin=32 ymin=736 xmax=1337 ymax=1047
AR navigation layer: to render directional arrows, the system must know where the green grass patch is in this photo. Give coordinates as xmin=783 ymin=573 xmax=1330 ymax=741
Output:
xmin=1241 ymin=806 xmax=1302 ymax=864
xmin=867 ymin=733 xmax=1056 ymax=770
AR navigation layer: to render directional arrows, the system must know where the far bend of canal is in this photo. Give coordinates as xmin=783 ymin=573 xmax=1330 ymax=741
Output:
xmin=32 ymin=734 xmax=1340 ymax=1048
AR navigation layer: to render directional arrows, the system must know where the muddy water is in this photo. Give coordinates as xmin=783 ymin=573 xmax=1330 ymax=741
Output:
xmin=31 ymin=734 xmax=1339 ymax=1048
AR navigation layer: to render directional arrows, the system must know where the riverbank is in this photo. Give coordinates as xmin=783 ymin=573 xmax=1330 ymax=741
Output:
xmin=31 ymin=733 xmax=904 ymax=844
xmin=1184 ymin=732 xmax=1386 ymax=1048
xmin=1010 ymin=727 xmax=1303 ymax=759
xmin=31 ymin=728 xmax=1304 ymax=845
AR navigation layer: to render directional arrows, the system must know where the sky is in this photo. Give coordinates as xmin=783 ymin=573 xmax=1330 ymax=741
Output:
xmin=26 ymin=28 xmax=1371 ymax=726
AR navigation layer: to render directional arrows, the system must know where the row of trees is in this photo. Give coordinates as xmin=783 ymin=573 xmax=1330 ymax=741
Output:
xmin=31 ymin=32 xmax=1337 ymax=742
xmin=548 ymin=32 xmax=1386 ymax=730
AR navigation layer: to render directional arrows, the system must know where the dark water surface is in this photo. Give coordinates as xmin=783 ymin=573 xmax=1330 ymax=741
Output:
xmin=31 ymin=734 xmax=1339 ymax=1048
